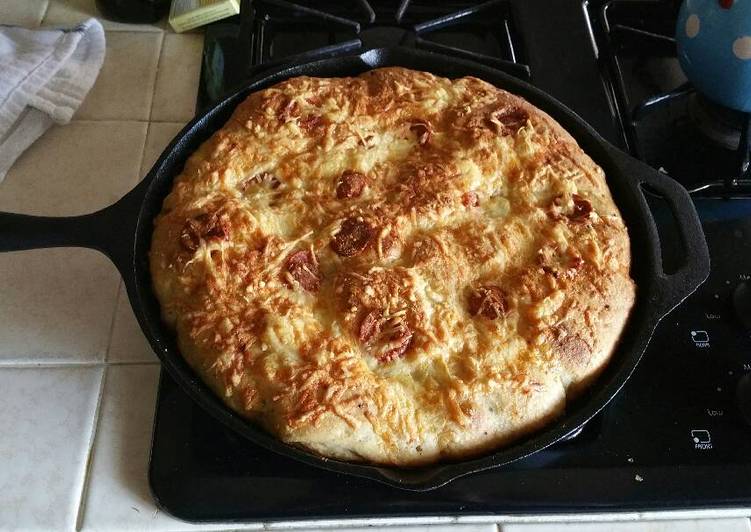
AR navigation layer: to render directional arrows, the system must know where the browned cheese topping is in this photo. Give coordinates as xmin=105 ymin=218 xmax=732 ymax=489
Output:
xmin=149 ymin=67 xmax=635 ymax=466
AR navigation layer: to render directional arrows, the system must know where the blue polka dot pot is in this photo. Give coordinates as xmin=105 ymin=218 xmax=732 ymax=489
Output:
xmin=677 ymin=0 xmax=751 ymax=112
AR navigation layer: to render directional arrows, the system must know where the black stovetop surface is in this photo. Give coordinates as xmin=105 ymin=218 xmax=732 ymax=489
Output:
xmin=150 ymin=0 xmax=751 ymax=522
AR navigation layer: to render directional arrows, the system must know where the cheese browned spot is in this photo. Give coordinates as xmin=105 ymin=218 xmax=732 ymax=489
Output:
xmin=241 ymin=171 xmax=280 ymax=190
xmin=570 ymin=194 xmax=593 ymax=223
xmin=149 ymin=67 xmax=635 ymax=466
xmin=462 ymin=191 xmax=480 ymax=208
xmin=409 ymin=119 xmax=431 ymax=146
xmin=180 ymin=212 xmax=230 ymax=252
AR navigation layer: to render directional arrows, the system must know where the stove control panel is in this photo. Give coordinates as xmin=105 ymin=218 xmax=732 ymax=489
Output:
xmin=607 ymin=212 xmax=751 ymax=465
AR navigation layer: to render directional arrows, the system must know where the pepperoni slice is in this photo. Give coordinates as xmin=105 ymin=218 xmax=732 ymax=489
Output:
xmin=299 ymin=114 xmax=324 ymax=133
xmin=331 ymin=218 xmax=373 ymax=257
xmin=569 ymin=255 xmax=584 ymax=270
xmin=180 ymin=220 xmax=202 ymax=251
xmin=357 ymin=309 xmax=413 ymax=363
xmin=336 ymin=171 xmax=366 ymax=199
xmin=277 ymin=98 xmax=300 ymax=122
xmin=468 ymin=285 xmax=507 ymax=319
xmin=283 ymin=250 xmax=320 ymax=292
xmin=409 ymin=120 xmax=431 ymax=146
xmin=180 ymin=212 xmax=230 ymax=252
xmin=569 ymin=194 xmax=592 ymax=222
xmin=358 ymin=310 xmax=382 ymax=343
xmin=488 ymin=106 xmax=529 ymax=134
xmin=462 ymin=191 xmax=480 ymax=207
xmin=378 ymin=326 xmax=413 ymax=363
xmin=305 ymin=95 xmax=322 ymax=106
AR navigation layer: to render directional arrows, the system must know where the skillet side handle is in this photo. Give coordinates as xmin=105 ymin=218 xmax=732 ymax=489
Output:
xmin=0 ymin=178 xmax=148 ymax=275
xmin=609 ymin=148 xmax=710 ymax=318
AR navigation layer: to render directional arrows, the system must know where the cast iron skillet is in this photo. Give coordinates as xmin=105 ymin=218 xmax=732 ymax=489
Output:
xmin=0 ymin=47 xmax=709 ymax=491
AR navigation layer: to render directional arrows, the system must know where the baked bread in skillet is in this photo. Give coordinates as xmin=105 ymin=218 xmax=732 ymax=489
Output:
xmin=149 ymin=67 xmax=635 ymax=465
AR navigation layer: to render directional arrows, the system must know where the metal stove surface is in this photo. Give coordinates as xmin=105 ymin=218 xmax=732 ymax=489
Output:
xmin=150 ymin=0 xmax=751 ymax=522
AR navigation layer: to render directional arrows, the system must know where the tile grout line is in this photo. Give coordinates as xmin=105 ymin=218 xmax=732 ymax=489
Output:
xmin=103 ymin=279 xmax=124 ymax=363
xmin=148 ymin=31 xmax=168 ymax=123
xmin=40 ymin=0 xmax=51 ymax=25
xmin=71 ymin=118 xmax=186 ymax=124
xmin=73 ymin=365 xmax=108 ymax=532
xmin=133 ymin=113 xmax=152 ymax=185
xmin=148 ymin=30 xmax=166 ymax=122
xmin=138 ymin=120 xmax=154 ymax=178
xmin=40 ymin=3 xmax=167 ymax=32
xmin=136 ymin=27 xmax=164 ymax=178
xmin=0 ymin=361 xmax=161 ymax=369
xmin=82 ymin=26 xmax=166 ymax=33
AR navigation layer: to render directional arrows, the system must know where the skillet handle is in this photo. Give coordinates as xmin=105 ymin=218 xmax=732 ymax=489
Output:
xmin=608 ymin=147 xmax=710 ymax=319
xmin=0 ymin=178 xmax=148 ymax=276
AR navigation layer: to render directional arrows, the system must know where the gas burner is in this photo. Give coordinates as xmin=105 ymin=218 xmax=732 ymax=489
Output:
xmin=689 ymin=93 xmax=747 ymax=151
xmin=586 ymin=0 xmax=751 ymax=197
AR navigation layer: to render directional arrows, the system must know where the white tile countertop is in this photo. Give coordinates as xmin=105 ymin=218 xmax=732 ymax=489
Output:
xmin=0 ymin=2 xmax=750 ymax=531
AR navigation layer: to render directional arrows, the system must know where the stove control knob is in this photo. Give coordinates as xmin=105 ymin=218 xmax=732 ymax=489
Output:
xmin=733 ymin=280 xmax=751 ymax=331
xmin=737 ymin=374 xmax=751 ymax=426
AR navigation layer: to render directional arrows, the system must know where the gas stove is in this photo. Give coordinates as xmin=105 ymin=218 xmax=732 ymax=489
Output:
xmin=149 ymin=0 xmax=751 ymax=522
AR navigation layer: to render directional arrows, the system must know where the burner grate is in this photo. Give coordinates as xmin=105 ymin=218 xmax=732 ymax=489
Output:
xmin=585 ymin=0 xmax=751 ymax=198
xmin=199 ymin=1 xmax=531 ymax=121
xmin=246 ymin=0 xmax=530 ymax=76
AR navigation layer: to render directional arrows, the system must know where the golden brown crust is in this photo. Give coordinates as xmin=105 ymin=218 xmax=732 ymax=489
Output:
xmin=149 ymin=67 xmax=635 ymax=465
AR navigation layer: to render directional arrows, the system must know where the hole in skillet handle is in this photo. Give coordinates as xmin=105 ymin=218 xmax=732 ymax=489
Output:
xmin=639 ymin=183 xmax=685 ymax=276
xmin=605 ymin=144 xmax=711 ymax=321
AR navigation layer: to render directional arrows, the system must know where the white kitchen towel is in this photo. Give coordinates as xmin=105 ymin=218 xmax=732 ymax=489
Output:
xmin=0 ymin=18 xmax=105 ymax=181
